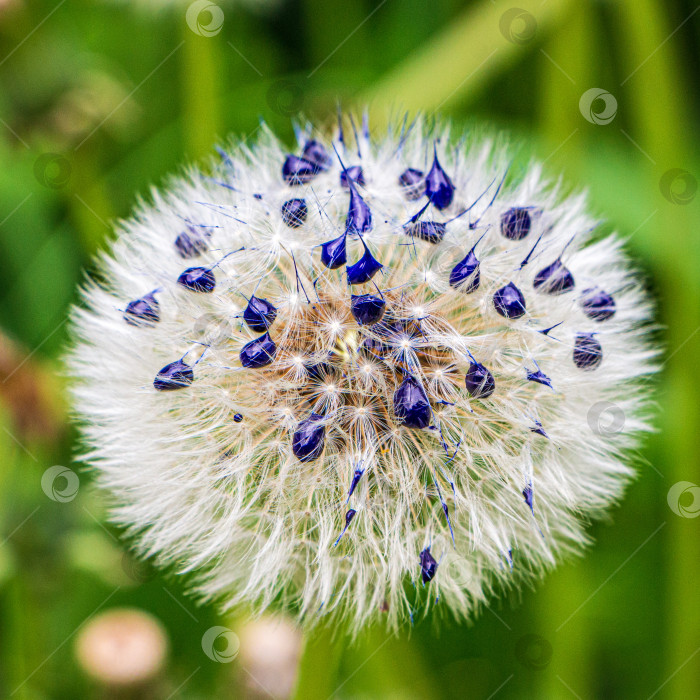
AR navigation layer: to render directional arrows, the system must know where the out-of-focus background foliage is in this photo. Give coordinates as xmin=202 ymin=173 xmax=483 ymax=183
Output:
xmin=0 ymin=0 xmax=698 ymax=697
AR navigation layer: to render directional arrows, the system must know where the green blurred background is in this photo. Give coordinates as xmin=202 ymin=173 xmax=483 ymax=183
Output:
xmin=0 ymin=0 xmax=699 ymax=697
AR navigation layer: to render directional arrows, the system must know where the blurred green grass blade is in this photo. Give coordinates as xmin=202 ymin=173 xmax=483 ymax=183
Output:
xmin=292 ymin=625 xmax=343 ymax=700
xmin=360 ymin=0 xmax=573 ymax=120
xmin=181 ymin=25 xmax=222 ymax=159
xmin=614 ymin=2 xmax=700 ymax=698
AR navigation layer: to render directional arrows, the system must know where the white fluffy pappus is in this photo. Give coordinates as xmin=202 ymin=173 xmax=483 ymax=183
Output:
xmin=68 ymin=116 xmax=657 ymax=634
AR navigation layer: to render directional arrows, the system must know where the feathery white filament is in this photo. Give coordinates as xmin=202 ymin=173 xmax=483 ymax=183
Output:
xmin=68 ymin=118 xmax=656 ymax=633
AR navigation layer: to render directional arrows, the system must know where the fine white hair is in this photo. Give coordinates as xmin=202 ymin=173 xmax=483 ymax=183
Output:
xmin=68 ymin=116 xmax=657 ymax=634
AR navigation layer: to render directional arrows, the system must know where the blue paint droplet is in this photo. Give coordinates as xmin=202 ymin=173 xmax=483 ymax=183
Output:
xmin=345 ymin=187 xmax=373 ymax=234
xmin=320 ymin=233 xmax=347 ymax=270
xmin=334 ymin=508 xmax=357 ymax=546
xmin=292 ymin=412 xmax=325 ymax=462
xmin=493 ymin=282 xmax=526 ymax=319
xmin=449 ymin=250 xmax=480 ymax=292
xmin=580 ymin=286 xmax=616 ymax=321
xmin=340 ymin=165 xmax=365 ymax=189
xmin=359 ymin=335 xmax=390 ymax=358
xmin=253 ymin=193 xmax=263 ymax=200
xmin=501 ymin=207 xmax=531 ymax=240
xmin=282 ymin=155 xmax=317 ymax=185
xmin=523 ymin=483 xmax=534 ymax=513
xmin=240 ymin=333 xmax=277 ymax=368
xmin=403 ymin=221 xmax=446 ymax=244
xmin=420 ymin=547 xmax=438 ymax=584
xmin=399 ymin=168 xmax=425 ymax=200
xmin=526 ymin=366 xmax=553 ymax=388
xmin=351 ymin=293 xmax=386 ymax=326
xmin=233 ymin=413 xmax=243 ymax=423
xmin=154 ymin=360 xmax=194 ymax=391
xmin=394 ymin=375 xmax=431 ymax=429
xmin=348 ymin=468 xmax=364 ymax=500
xmin=178 ymin=267 xmax=216 ymax=293
xmin=573 ymin=333 xmax=602 ymax=370
xmin=124 ymin=292 xmax=159 ymax=327
xmin=464 ymin=361 xmax=495 ymax=398
xmin=304 ymin=359 xmax=338 ymax=382
xmin=425 ymin=149 xmax=455 ymax=210
xmin=302 ymin=140 xmax=332 ymax=172
xmin=281 ymin=198 xmax=308 ymax=228
xmin=175 ymin=227 xmax=209 ymax=258
xmin=347 ymin=245 xmax=383 ymax=285
xmin=534 ymin=259 xmax=575 ymax=294
xmin=530 ymin=420 xmax=548 ymax=437
xmin=243 ymin=296 xmax=277 ymax=333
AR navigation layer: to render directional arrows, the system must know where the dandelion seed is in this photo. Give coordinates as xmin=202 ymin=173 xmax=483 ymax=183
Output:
xmin=68 ymin=116 xmax=657 ymax=634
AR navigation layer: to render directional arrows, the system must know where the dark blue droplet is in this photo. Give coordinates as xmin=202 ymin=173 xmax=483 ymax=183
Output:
xmin=175 ymin=228 xmax=208 ymax=258
xmin=304 ymin=359 xmax=338 ymax=382
xmin=573 ymin=333 xmax=602 ymax=370
xmin=465 ymin=362 xmax=495 ymax=398
xmin=403 ymin=221 xmax=446 ymax=244
xmin=580 ymin=286 xmax=616 ymax=321
xmin=292 ymin=412 xmax=325 ymax=462
xmin=240 ymin=333 xmax=277 ymax=368
xmin=449 ymin=250 xmax=480 ymax=292
xmin=533 ymin=259 xmax=575 ymax=294
xmin=340 ymin=165 xmax=365 ymax=189
xmin=530 ymin=420 xmax=548 ymax=437
xmin=501 ymin=208 xmax=531 ymax=240
xmin=359 ymin=336 xmax=390 ymax=357
xmin=302 ymin=140 xmax=332 ymax=172
xmin=420 ymin=547 xmax=438 ymax=584
xmin=493 ymin=282 xmax=526 ymax=319
xmin=281 ymin=198 xmax=307 ymax=228
xmin=153 ymin=360 xmax=194 ymax=391
xmin=243 ymin=296 xmax=277 ymax=333
xmin=399 ymin=168 xmax=425 ymax=200
xmin=347 ymin=246 xmax=383 ymax=285
xmin=233 ymin=413 xmax=243 ymax=422
xmin=124 ymin=292 xmax=159 ymax=327
xmin=253 ymin=193 xmax=263 ymax=200
xmin=523 ymin=484 xmax=534 ymax=513
xmin=425 ymin=151 xmax=455 ymax=210
xmin=348 ymin=468 xmax=364 ymax=500
xmin=177 ymin=267 xmax=216 ymax=293
xmin=345 ymin=187 xmax=373 ymax=234
xmin=351 ymin=294 xmax=386 ymax=326
xmin=282 ymin=155 xmax=317 ymax=185
xmin=526 ymin=366 xmax=553 ymax=388
xmin=394 ymin=375 xmax=431 ymax=429
xmin=320 ymin=233 xmax=347 ymax=270
xmin=334 ymin=508 xmax=357 ymax=546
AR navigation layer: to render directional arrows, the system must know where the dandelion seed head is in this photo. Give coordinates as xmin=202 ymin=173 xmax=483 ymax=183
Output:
xmin=68 ymin=116 xmax=657 ymax=635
